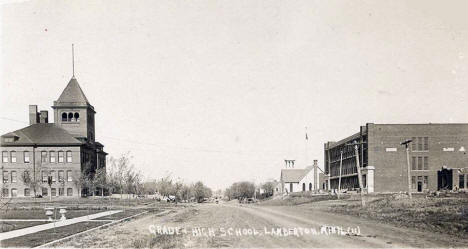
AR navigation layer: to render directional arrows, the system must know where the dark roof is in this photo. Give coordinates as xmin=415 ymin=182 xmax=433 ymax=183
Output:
xmin=327 ymin=132 xmax=361 ymax=149
xmin=1 ymin=123 xmax=83 ymax=146
xmin=55 ymin=77 xmax=92 ymax=107
xmin=281 ymin=168 xmax=311 ymax=183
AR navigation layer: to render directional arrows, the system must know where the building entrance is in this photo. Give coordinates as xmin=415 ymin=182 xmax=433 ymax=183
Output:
xmin=438 ymin=168 xmax=453 ymax=190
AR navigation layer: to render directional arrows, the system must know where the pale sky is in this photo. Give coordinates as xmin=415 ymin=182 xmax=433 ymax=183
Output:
xmin=1 ymin=0 xmax=468 ymax=190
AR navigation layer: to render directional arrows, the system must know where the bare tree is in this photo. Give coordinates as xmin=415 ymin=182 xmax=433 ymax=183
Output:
xmin=93 ymin=167 xmax=107 ymax=196
xmin=225 ymin=181 xmax=255 ymax=200
xmin=73 ymin=171 xmax=89 ymax=197
xmin=193 ymin=181 xmax=212 ymax=203
xmin=21 ymin=159 xmax=43 ymax=198
xmin=155 ymin=173 xmax=174 ymax=197
xmin=114 ymin=153 xmax=131 ymax=198
xmin=261 ymin=181 xmax=275 ymax=197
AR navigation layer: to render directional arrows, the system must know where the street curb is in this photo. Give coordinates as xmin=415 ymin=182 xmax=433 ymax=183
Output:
xmin=33 ymin=210 xmax=155 ymax=248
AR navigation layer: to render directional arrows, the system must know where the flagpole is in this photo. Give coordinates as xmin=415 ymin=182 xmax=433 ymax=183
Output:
xmin=305 ymin=126 xmax=309 ymax=169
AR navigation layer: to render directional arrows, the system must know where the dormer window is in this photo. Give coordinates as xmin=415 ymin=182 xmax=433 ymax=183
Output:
xmin=68 ymin=113 xmax=73 ymax=122
xmin=3 ymin=136 xmax=18 ymax=143
xmin=74 ymin=112 xmax=80 ymax=122
xmin=62 ymin=113 xmax=67 ymax=122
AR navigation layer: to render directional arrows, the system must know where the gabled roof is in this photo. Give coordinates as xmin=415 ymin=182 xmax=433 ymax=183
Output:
xmin=1 ymin=123 xmax=83 ymax=146
xmin=281 ymin=168 xmax=312 ymax=183
xmin=55 ymin=77 xmax=91 ymax=106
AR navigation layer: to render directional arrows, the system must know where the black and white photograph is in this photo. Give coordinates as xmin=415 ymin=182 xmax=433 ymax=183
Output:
xmin=1 ymin=0 xmax=468 ymax=248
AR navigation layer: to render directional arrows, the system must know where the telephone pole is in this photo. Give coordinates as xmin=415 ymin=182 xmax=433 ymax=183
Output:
xmin=338 ymin=150 xmax=343 ymax=199
xmin=401 ymin=139 xmax=413 ymax=199
xmin=345 ymin=141 xmax=366 ymax=207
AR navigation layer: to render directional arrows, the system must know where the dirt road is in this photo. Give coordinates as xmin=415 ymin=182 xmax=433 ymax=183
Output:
xmin=56 ymin=202 xmax=468 ymax=248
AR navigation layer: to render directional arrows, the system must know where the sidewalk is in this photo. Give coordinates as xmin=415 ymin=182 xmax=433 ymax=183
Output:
xmin=0 ymin=210 xmax=122 ymax=241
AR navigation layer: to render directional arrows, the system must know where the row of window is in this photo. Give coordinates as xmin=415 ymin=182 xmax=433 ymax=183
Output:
xmin=2 ymin=151 xmax=73 ymax=163
xmin=2 ymin=187 xmax=73 ymax=197
xmin=412 ymin=156 xmax=429 ymax=170
xmin=411 ymin=137 xmax=429 ymax=151
xmin=301 ymin=183 xmax=314 ymax=191
xmin=61 ymin=112 xmax=80 ymax=122
xmin=3 ymin=170 xmax=73 ymax=183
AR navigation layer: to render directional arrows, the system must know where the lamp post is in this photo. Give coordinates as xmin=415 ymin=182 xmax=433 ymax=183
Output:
xmin=401 ymin=139 xmax=413 ymax=199
xmin=48 ymin=175 xmax=53 ymax=201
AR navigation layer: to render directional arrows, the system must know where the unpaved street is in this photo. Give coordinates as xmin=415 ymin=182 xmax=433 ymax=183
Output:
xmin=56 ymin=202 xmax=468 ymax=248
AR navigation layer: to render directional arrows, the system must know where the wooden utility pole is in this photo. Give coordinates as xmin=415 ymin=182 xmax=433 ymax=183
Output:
xmin=345 ymin=141 xmax=366 ymax=207
xmin=327 ymin=148 xmax=331 ymax=191
xmin=338 ymin=150 xmax=343 ymax=199
xmin=401 ymin=139 xmax=413 ymax=199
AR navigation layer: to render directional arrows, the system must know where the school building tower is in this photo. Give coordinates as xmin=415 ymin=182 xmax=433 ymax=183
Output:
xmin=1 ymin=75 xmax=107 ymax=198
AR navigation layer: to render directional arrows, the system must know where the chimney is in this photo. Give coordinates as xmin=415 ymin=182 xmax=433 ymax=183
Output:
xmin=29 ymin=105 xmax=39 ymax=125
xmin=313 ymin=160 xmax=318 ymax=190
xmin=39 ymin=110 xmax=48 ymax=123
xmin=284 ymin=159 xmax=295 ymax=168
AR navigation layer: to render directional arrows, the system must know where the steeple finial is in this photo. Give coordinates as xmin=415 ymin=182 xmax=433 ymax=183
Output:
xmin=72 ymin=44 xmax=75 ymax=78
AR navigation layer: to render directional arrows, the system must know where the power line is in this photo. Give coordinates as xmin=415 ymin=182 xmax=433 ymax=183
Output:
xmin=0 ymin=116 xmax=289 ymax=156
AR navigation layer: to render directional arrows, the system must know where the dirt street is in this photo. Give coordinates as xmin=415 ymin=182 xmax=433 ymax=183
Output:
xmin=56 ymin=202 xmax=468 ymax=248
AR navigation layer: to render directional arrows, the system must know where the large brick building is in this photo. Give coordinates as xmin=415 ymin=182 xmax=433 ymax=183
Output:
xmin=0 ymin=76 xmax=107 ymax=198
xmin=324 ymin=123 xmax=468 ymax=193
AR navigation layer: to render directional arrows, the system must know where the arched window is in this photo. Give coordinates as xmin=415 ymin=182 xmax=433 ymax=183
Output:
xmin=309 ymin=183 xmax=312 ymax=191
xmin=23 ymin=150 xmax=31 ymax=163
xmin=49 ymin=151 xmax=56 ymax=163
xmin=62 ymin=113 xmax=67 ymax=122
xmin=68 ymin=113 xmax=73 ymax=122
xmin=58 ymin=151 xmax=64 ymax=163
xmin=23 ymin=171 xmax=30 ymax=183
xmin=74 ymin=112 xmax=80 ymax=122
xmin=11 ymin=171 xmax=17 ymax=183
xmin=41 ymin=151 xmax=47 ymax=163
xmin=11 ymin=188 xmax=17 ymax=197
xmin=10 ymin=151 xmax=16 ymax=163
xmin=302 ymin=183 xmax=306 ymax=191
xmin=66 ymin=151 xmax=72 ymax=163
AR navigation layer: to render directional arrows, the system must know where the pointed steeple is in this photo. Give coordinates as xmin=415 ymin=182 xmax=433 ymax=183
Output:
xmin=72 ymin=44 xmax=75 ymax=77
xmin=55 ymin=77 xmax=91 ymax=106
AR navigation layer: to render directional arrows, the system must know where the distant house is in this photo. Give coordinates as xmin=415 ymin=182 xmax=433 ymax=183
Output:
xmin=280 ymin=160 xmax=320 ymax=194
xmin=280 ymin=168 xmax=313 ymax=193
xmin=273 ymin=180 xmax=282 ymax=195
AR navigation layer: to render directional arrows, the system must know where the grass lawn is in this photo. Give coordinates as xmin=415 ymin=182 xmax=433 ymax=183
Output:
xmin=0 ymin=209 xmax=103 ymax=219
xmin=329 ymin=193 xmax=468 ymax=237
xmin=94 ymin=209 xmax=148 ymax=220
xmin=0 ymin=220 xmax=49 ymax=232
xmin=258 ymin=193 xmax=340 ymax=206
xmin=3 ymin=197 xmax=156 ymax=206
xmin=0 ymin=221 xmax=111 ymax=248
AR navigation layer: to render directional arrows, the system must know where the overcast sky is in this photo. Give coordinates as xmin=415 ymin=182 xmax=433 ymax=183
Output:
xmin=1 ymin=0 xmax=468 ymax=190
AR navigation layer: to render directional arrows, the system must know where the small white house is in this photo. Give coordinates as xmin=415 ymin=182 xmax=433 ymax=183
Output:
xmin=280 ymin=165 xmax=318 ymax=193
